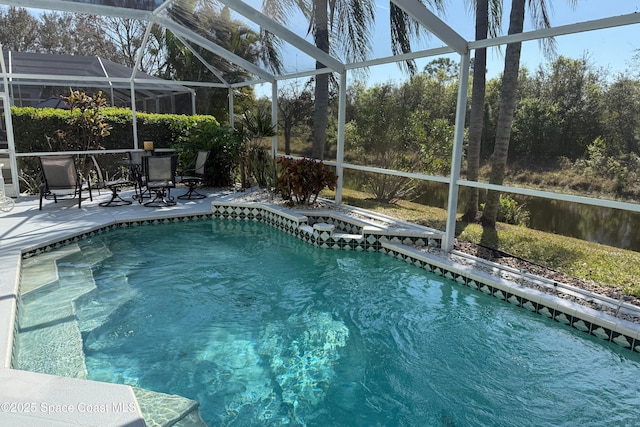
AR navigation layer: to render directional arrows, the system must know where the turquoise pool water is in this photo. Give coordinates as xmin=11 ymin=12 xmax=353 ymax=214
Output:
xmin=15 ymin=220 xmax=640 ymax=426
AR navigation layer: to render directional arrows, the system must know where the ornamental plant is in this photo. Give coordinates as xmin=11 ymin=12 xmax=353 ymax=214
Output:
xmin=60 ymin=88 xmax=112 ymax=152
xmin=277 ymin=157 xmax=337 ymax=205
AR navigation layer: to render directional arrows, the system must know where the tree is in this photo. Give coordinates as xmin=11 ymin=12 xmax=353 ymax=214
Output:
xmin=0 ymin=8 xmax=130 ymax=63
xmin=163 ymin=4 xmax=263 ymax=120
xmin=462 ymin=0 xmax=495 ymax=222
xmin=262 ymin=0 xmax=439 ymax=160
xmin=542 ymin=56 xmax=603 ymax=159
xmin=38 ymin=12 xmax=74 ymax=54
xmin=481 ymin=0 xmax=572 ymax=227
xmin=278 ymin=83 xmax=314 ymax=155
xmin=507 ymin=56 xmax=604 ymax=163
xmin=602 ymin=75 xmax=640 ymax=156
xmin=0 ymin=7 xmax=40 ymax=51
xmin=346 ymin=76 xmax=456 ymax=202
xmin=101 ymin=17 xmax=166 ymax=75
xmin=510 ymin=96 xmax=562 ymax=161
xmin=423 ymin=57 xmax=459 ymax=80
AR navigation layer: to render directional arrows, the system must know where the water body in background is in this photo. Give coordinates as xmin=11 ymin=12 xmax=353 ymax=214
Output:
xmin=409 ymin=181 xmax=640 ymax=252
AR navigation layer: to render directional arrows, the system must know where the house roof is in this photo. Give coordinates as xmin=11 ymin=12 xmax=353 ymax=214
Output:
xmin=3 ymin=51 xmax=192 ymax=107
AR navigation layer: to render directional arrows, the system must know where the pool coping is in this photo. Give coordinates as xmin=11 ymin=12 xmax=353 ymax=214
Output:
xmin=3 ymin=191 xmax=640 ymax=425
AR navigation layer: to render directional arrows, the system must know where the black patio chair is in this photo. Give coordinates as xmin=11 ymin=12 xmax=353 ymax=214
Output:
xmin=177 ymin=150 xmax=210 ymax=200
xmin=88 ymin=155 xmax=133 ymax=207
xmin=126 ymin=151 xmax=151 ymax=202
xmin=143 ymin=154 xmax=178 ymax=207
xmin=39 ymin=155 xmax=92 ymax=210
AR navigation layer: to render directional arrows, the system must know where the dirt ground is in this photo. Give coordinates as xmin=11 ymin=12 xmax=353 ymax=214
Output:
xmin=453 ymin=239 xmax=640 ymax=310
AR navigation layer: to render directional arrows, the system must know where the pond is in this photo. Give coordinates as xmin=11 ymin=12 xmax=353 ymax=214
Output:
xmin=412 ymin=182 xmax=640 ymax=252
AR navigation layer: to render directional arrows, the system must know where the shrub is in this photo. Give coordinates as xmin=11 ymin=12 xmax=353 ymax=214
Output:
xmin=171 ymin=120 xmax=240 ymax=187
xmin=276 ymin=157 xmax=337 ymax=205
xmin=481 ymin=194 xmax=530 ymax=226
xmin=11 ymin=104 xmax=228 ymax=191
xmin=248 ymin=144 xmax=277 ymax=190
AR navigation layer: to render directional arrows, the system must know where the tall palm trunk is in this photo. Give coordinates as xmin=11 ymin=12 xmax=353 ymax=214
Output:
xmin=462 ymin=0 xmax=489 ymax=222
xmin=312 ymin=0 xmax=329 ymax=160
xmin=481 ymin=0 xmax=525 ymax=227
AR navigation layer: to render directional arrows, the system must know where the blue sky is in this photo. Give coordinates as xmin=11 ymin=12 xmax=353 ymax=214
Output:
xmin=254 ymin=0 xmax=640 ymax=96
xmin=374 ymin=0 xmax=639 ymax=81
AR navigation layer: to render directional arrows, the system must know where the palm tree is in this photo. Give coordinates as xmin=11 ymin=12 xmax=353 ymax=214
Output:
xmin=164 ymin=4 xmax=265 ymax=119
xmin=262 ymin=0 xmax=443 ymax=160
xmin=461 ymin=0 xmax=501 ymax=222
xmin=480 ymin=0 xmax=571 ymax=227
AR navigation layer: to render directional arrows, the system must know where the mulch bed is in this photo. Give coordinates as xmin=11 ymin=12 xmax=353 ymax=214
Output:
xmin=454 ymin=239 xmax=640 ymax=308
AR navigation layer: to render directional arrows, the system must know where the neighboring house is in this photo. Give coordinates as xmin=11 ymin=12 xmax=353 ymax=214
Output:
xmin=3 ymin=51 xmax=194 ymax=115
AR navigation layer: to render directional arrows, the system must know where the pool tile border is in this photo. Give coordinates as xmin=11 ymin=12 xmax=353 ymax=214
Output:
xmin=211 ymin=201 xmax=640 ymax=354
xmin=20 ymin=213 xmax=215 ymax=259
xmin=211 ymin=201 xmax=442 ymax=251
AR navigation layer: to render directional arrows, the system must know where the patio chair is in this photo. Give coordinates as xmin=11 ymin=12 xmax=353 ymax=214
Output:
xmin=143 ymin=154 xmax=178 ymax=207
xmin=39 ymin=155 xmax=92 ymax=210
xmin=177 ymin=150 xmax=210 ymax=200
xmin=88 ymin=155 xmax=133 ymax=207
xmin=126 ymin=151 xmax=151 ymax=202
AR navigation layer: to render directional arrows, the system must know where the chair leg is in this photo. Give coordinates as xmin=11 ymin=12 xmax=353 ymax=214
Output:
xmin=133 ymin=181 xmax=150 ymax=203
xmin=99 ymin=186 xmax=133 ymax=207
xmin=177 ymin=180 xmax=206 ymax=200
xmin=144 ymin=188 xmax=177 ymax=207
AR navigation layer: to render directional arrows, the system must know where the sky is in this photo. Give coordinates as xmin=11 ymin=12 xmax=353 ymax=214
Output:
xmin=253 ymin=0 xmax=640 ymax=96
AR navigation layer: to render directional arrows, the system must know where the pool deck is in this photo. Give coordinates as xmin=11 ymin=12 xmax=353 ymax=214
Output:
xmin=0 ymin=189 xmax=229 ymax=426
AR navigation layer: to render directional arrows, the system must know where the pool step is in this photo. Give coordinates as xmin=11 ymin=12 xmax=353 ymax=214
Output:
xmin=17 ymin=266 xmax=98 ymax=331
xmin=74 ymin=272 xmax=136 ymax=333
xmin=20 ymin=244 xmax=81 ymax=294
xmin=12 ymin=301 xmax=87 ymax=379
xmin=65 ymin=239 xmax=114 ymax=268
xmin=133 ymin=387 xmax=206 ymax=427
xmin=13 ymin=257 xmax=100 ymax=379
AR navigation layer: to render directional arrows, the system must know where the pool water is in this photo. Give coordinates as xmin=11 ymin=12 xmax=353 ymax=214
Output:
xmin=15 ymin=220 xmax=640 ymax=426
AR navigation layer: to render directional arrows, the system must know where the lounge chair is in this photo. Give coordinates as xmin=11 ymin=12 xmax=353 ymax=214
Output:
xmin=88 ymin=155 xmax=133 ymax=207
xmin=39 ymin=155 xmax=92 ymax=210
xmin=143 ymin=154 xmax=178 ymax=207
xmin=177 ymin=150 xmax=210 ymax=200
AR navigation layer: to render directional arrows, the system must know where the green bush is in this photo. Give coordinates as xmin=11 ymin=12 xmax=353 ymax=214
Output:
xmin=11 ymin=105 xmax=233 ymax=192
xmin=481 ymin=194 xmax=530 ymax=226
xmin=11 ymin=106 xmax=220 ymax=153
xmin=171 ymin=120 xmax=240 ymax=187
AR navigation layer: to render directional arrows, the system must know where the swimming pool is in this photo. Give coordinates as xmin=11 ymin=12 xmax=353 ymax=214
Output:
xmin=14 ymin=219 xmax=640 ymax=426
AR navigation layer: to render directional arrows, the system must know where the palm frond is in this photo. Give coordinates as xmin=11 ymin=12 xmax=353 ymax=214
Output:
xmin=489 ymin=0 xmax=502 ymax=38
xmin=528 ymin=0 xmax=557 ymax=58
xmin=389 ymin=0 xmax=447 ymax=76
xmin=331 ymin=0 xmax=375 ymax=64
